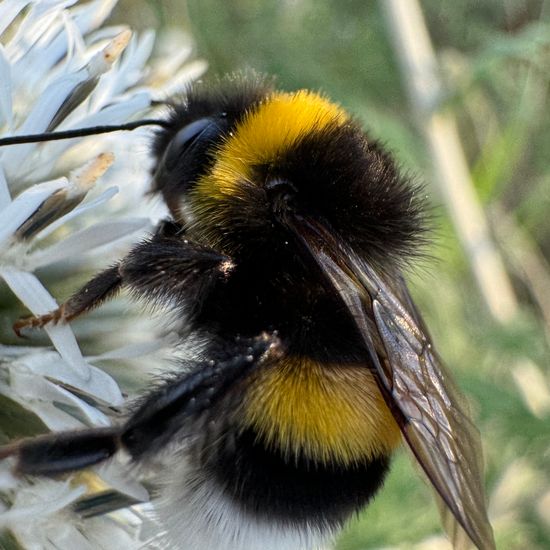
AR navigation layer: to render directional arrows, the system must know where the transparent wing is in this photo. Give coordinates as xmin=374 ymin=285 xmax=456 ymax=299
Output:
xmin=372 ymin=276 xmax=494 ymax=550
xmin=290 ymin=217 xmax=495 ymax=550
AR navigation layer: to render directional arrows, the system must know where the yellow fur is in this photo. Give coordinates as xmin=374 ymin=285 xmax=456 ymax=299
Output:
xmin=243 ymin=357 xmax=401 ymax=466
xmin=194 ymin=90 xmax=348 ymax=200
xmin=188 ymin=91 xmax=399 ymax=463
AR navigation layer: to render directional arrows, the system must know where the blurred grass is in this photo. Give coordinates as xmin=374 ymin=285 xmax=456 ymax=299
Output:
xmin=36 ymin=0 xmax=550 ymax=547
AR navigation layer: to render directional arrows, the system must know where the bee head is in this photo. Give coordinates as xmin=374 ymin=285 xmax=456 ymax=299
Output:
xmin=153 ymin=77 xmax=427 ymax=269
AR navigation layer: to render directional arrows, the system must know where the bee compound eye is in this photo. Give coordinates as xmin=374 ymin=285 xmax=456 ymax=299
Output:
xmin=164 ymin=117 xmax=219 ymax=171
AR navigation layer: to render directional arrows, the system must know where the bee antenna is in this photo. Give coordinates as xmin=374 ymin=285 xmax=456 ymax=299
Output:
xmin=0 ymin=119 xmax=170 ymax=147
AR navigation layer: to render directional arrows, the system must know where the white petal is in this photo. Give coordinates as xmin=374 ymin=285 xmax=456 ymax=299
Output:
xmin=35 ymin=185 xmax=119 ymax=241
xmin=0 ymin=0 xmax=32 ymax=38
xmin=39 ymin=523 xmax=97 ymax=550
xmin=62 ymin=3 xmax=86 ymax=62
xmin=2 ymin=372 xmax=105 ymax=431
xmin=5 ymin=375 xmax=85 ymax=431
xmin=81 ymin=516 xmax=142 ymax=550
xmin=0 ymin=468 xmax=18 ymax=493
xmin=0 ymin=45 xmax=13 ymax=128
xmin=43 ymin=31 xmax=132 ymax=131
xmin=0 ymin=165 xmax=11 ymax=210
xmin=0 ymin=268 xmax=91 ymax=379
xmin=10 ymin=367 xmax=111 ymax=426
xmin=90 ymin=30 xmax=154 ymax=111
xmin=8 ymin=2 xmax=75 ymax=78
xmin=1 ymin=71 xmax=87 ymax=176
xmin=87 ymin=29 xmax=132 ymax=76
xmin=70 ymin=89 xmax=152 ymax=128
xmin=0 ymin=268 xmax=58 ymax=311
xmin=71 ymin=0 xmax=118 ymax=35
xmin=6 ymin=2 xmax=75 ymax=76
xmin=0 ymin=481 xmax=86 ymax=527
xmin=14 ymin=346 xmax=123 ymax=406
xmin=30 ymin=91 xmax=152 ymax=173
xmin=153 ymin=59 xmax=208 ymax=99
xmin=0 ymin=343 xmax=41 ymax=357
xmin=97 ymin=463 xmax=150 ymax=502
xmin=89 ymin=333 xmax=176 ymax=361
xmin=125 ymin=29 xmax=156 ymax=76
xmin=0 ymin=177 xmax=68 ymax=248
xmin=14 ymin=1 xmax=118 ymax=77
xmin=29 ymin=218 xmax=149 ymax=268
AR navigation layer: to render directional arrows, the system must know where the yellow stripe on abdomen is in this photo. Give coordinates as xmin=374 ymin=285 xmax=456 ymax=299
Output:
xmin=242 ymin=357 xmax=401 ymax=466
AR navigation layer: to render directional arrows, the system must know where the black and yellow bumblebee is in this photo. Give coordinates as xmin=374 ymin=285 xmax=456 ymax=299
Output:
xmin=2 ymin=74 xmax=495 ymax=550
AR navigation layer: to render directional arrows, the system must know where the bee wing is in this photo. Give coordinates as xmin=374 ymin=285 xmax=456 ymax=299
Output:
xmin=371 ymin=275 xmax=494 ymax=550
xmin=289 ymin=217 xmax=495 ymax=550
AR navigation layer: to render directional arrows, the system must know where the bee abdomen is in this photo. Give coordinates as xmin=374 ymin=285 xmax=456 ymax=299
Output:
xmin=153 ymin=412 xmax=392 ymax=550
xmin=203 ymin=426 xmax=391 ymax=529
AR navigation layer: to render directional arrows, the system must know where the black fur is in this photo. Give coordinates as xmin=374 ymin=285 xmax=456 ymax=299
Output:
xmin=150 ymin=73 xmax=274 ymax=217
xmin=140 ymin=77 xmax=424 ymax=531
xmin=195 ymin=120 xmax=427 ymax=271
xmin=5 ymin=335 xmax=276 ymax=476
xmin=259 ymin=124 xmax=428 ymax=269
xmin=9 ymin=428 xmax=119 ymax=476
xmin=202 ymin=426 xmax=390 ymax=530
xmin=30 ymin=222 xmax=229 ymax=326
xmin=7 ymin=74 xmax=432 ymax=541
xmin=120 ymin=226 xmax=230 ymax=317
xmin=121 ymin=334 xmax=276 ymax=458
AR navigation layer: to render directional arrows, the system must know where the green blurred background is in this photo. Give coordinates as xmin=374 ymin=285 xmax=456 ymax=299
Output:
xmin=107 ymin=1 xmax=549 ymax=548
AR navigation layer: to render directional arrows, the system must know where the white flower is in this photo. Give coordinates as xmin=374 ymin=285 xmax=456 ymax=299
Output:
xmin=0 ymin=0 xmax=205 ymax=546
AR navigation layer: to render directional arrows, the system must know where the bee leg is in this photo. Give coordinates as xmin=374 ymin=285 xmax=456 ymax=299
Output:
xmin=0 ymin=428 xmax=120 ymax=476
xmin=13 ymin=224 xmax=233 ymax=336
xmin=13 ymin=265 xmax=123 ymax=336
xmin=0 ymin=334 xmax=278 ymax=476
xmin=120 ymin=332 xmax=279 ymax=459
xmin=117 ymin=230 xmax=234 ymax=313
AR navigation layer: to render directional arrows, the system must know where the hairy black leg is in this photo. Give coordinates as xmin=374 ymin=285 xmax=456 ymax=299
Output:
xmin=121 ymin=332 xmax=278 ymax=458
xmin=0 ymin=428 xmax=120 ymax=476
xmin=13 ymin=265 xmax=122 ymax=336
xmin=13 ymin=221 xmax=232 ymax=335
xmin=0 ymin=334 xmax=278 ymax=476
xmin=119 ymin=231 xmax=233 ymax=316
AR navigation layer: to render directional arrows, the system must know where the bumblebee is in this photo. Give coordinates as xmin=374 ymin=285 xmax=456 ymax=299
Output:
xmin=2 ymin=74 xmax=495 ymax=550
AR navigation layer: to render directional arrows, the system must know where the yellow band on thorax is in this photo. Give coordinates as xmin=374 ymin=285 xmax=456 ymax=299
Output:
xmin=195 ymin=90 xmax=349 ymax=200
